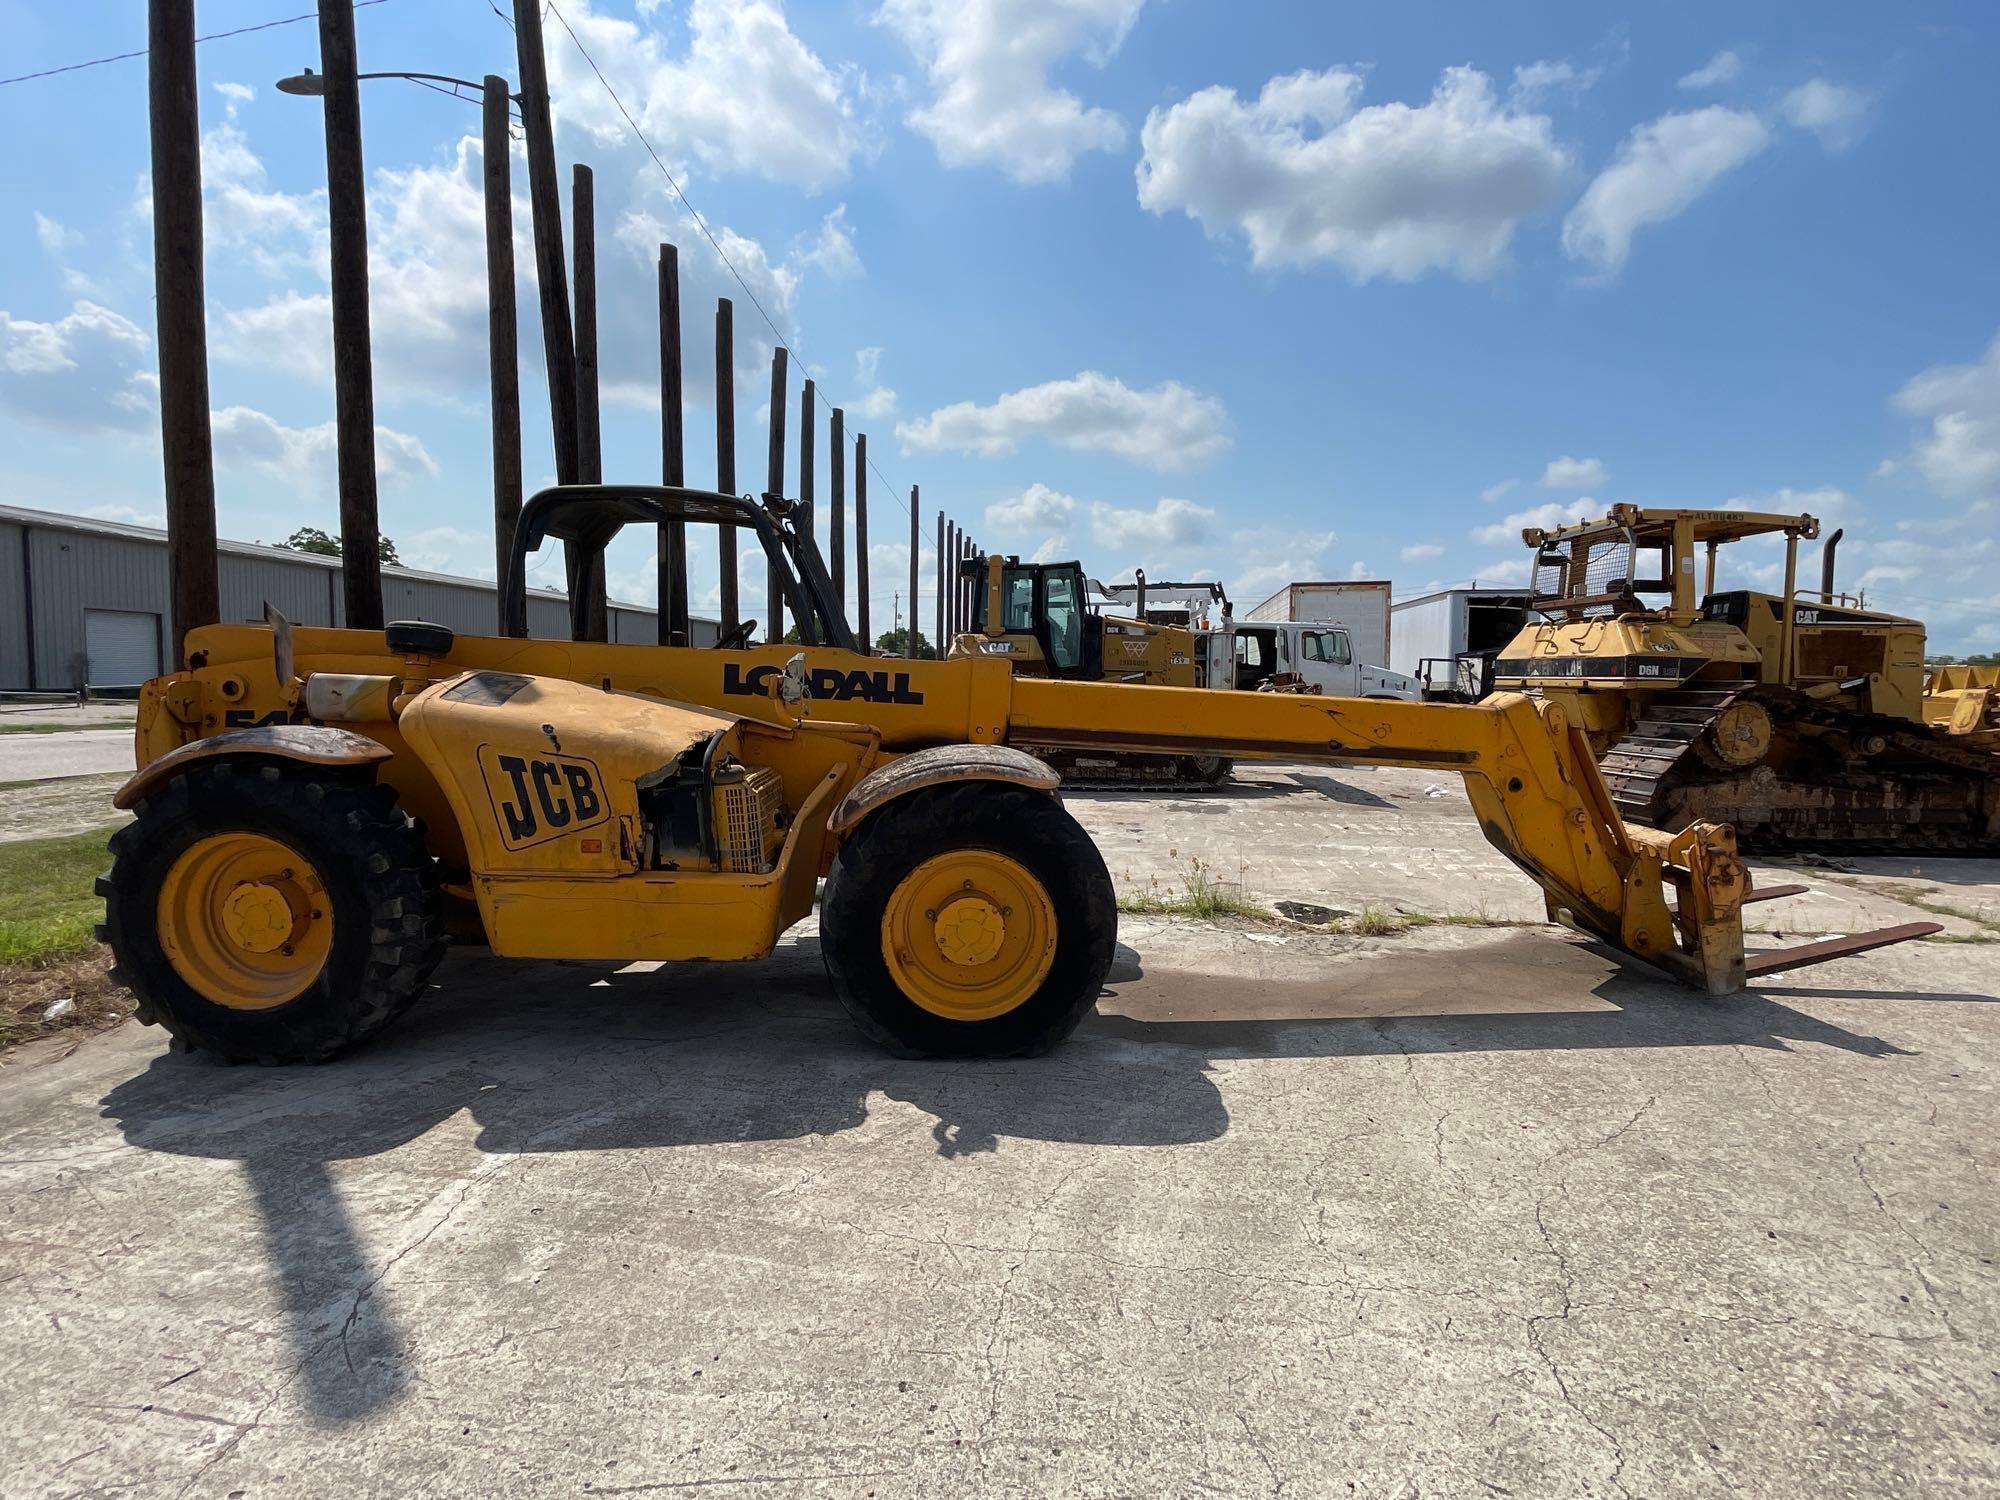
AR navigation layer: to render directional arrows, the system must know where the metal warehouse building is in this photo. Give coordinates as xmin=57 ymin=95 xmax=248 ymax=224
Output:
xmin=0 ymin=503 xmax=714 ymax=691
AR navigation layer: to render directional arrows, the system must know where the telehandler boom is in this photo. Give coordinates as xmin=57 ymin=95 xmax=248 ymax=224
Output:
xmin=101 ymin=486 xmax=1936 ymax=1064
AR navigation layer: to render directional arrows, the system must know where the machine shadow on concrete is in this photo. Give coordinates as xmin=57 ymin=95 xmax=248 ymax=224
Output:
xmin=97 ymin=931 xmax=1977 ymax=1427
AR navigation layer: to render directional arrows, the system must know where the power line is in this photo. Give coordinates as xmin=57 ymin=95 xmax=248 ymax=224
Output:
xmin=537 ymin=0 xmax=916 ymax=526
xmin=0 ymin=0 xmax=393 ymax=89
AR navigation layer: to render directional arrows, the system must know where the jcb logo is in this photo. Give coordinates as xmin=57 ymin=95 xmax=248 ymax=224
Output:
xmin=721 ymin=662 xmax=924 ymax=705
xmin=478 ymin=747 xmax=609 ymax=850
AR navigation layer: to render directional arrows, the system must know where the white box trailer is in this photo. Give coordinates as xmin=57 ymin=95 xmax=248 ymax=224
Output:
xmin=1244 ymin=581 xmax=1393 ymax=668
xmin=1390 ymin=587 xmax=1532 ymax=700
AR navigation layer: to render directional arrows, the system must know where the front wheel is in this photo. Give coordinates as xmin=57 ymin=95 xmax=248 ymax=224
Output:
xmin=99 ymin=761 xmax=446 ymax=1063
xmin=819 ymin=784 xmax=1116 ymax=1057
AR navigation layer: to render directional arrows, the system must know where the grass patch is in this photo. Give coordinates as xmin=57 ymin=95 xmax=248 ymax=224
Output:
xmin=1117 ymin=854 xmax=1270 ymax=921
xmin=0 ymin=721 xmax=133 ymax=735
xmin=0 ymin=826 xmax=116 ymax=968
xmin=1352 ymin=905 xmax=1407 ymax=936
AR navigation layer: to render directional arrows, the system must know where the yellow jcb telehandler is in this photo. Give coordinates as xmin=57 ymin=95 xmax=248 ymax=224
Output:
xmin=98 ymin=485 xmax=1936 ymax=1065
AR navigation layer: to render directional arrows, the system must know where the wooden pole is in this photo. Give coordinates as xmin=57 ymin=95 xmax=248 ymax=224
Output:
xmin=908 ymin=484 xmax=920 ymax=656
xmin=569 ymin=164 xmax=607 ymax=640
xmin=483 ymin=77 xmax=522 ymax=634
xmin=798 ymin=377 xmax=815 ymax=565
xmin=945 ymin=521 xmax=958 ymax=638
xmin=480 ymin=79 xmax=520 ymax=632
xmin=657 ymin=244 xmax=688 ymax=645
xmin=317 ymin=0 xmax=382 ymax=628
xmin=514 ymin=0 xmax=579 ymax=486
xmin=715 ymin=298 xmax=738 ymax=633
xmin=829 ymin=407 xmax=846 ymax=624
xmin=934 ymin=511 xmax=945 ymax=654
xmin=765 ymin=346 xmax=787 ymax=643
xmin=148 ymin=0 xmax=219 ymax=654
xmin=855 ymin=433 xmax=871 ymax=652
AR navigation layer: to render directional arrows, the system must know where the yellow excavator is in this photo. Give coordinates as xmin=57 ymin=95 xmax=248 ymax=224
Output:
xmin=1492 ymin=504 xmax=2000 ymax=852
xmin=97 ymin=484 xmax=1935 ymax=1065
xmin=948 ymin=554 xmax=1233 ymax=786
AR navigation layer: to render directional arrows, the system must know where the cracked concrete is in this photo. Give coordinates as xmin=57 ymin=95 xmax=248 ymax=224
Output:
xmin=3 ymin=764 xmax=1998 ymax=1497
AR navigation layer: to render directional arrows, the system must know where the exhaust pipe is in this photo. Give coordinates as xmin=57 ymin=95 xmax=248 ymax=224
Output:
xmin=1133 ymin=568 xmax=1146 ymax=619
xmin=1820 ymin=528 xmax=1843 ymax=600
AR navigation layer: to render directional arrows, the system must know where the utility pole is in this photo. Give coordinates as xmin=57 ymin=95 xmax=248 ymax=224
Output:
xmin=482 ymin=75 xmax=522 ymax=632
xmin=934 ymin=511 xmax=945 ymax=657
xmin=715 ymin=298 xmax=738 ymax=634
xmin=149 ymin=0 xmax=219 ymax=655
xmin=829 ymin=406 xmax=846 ymax=623
xmin=798 ymin=377 xmax=815 ymax=566
xmin=908 ymin=483 xmax=920 ymax=657
xmin=570 ymin=164 xmax=607 ymax=640
xmin=514 ymin=0 xmax=579 ymax=486
xmin=658 ymin=243 xmax=688 ymax=645
xmin=765 ymin=346 xmax=787 ymax=643
xmin=854 ymin=433 xmax=870 ymax=652
xmin=317 ymin=0 xmax=382 ymax=627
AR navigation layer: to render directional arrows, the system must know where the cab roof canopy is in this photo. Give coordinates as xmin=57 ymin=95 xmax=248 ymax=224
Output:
xmin=1521 ymin=503 xmax=1821 ymax=550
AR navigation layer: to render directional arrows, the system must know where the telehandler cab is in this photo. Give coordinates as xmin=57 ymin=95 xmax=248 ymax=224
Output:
xmin=101 ymin=485 xmax=1937 ymax=1065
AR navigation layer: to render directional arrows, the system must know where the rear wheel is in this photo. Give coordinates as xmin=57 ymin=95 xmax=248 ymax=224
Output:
xmin=99 ymin=761 xmax=446 ymax=1063
xmin=1181 ymin=755 xmax=1234 ymax=786
xmin=820 ymin=784 xmax=1116 ymax=1057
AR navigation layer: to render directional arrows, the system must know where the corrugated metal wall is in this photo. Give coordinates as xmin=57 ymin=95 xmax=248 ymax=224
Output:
xmin=0 ymin=520 xmax=28 ymax=687
xmin=0 ymin=510 xmax=706 ymax=689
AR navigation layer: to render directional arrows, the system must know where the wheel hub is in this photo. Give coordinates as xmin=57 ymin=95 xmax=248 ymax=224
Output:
xmin=220 ymin=880 xmax=301 ymax=954
xmin=933 ymin=895 xmax=1007 ymax=967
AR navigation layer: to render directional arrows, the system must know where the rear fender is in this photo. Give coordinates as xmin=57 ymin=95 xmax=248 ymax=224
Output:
xmin=828 ymin=743 xmax=1059 ymax=836
xmin=114 ymin=725 xmax=392 ymax=810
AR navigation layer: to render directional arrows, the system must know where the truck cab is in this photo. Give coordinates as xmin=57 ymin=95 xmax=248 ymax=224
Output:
xmin=1231 ymin=622 xmax=1423 ymax=700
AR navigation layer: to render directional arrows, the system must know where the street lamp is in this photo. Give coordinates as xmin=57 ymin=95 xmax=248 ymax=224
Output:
xmin=277 ymin=67 xmax=521 ymax=119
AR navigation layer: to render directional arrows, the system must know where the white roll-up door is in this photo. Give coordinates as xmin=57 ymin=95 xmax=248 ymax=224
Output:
xmin=84 ymin=609 xmax=162 ymax=686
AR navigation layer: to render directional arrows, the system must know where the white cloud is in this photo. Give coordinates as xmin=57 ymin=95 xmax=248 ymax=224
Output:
xmin=1721 ymin=485 xmax=1856 ymax=520
xmin=897 ymin=371 xmax=1230 ymax=471
xmin=1475 ymin=498 xmax=1596 ymax=547
xmin=33 ymin=213 xmax=82 ymax=259
xmin=1779 ymin=79 xmax=1872 ymax=151
xmin=214 ymin=81 xmax=256 ymax=114
xmin=1480 ymin=478 xmax=1520 ymax=503
xmin=1229 ymin=526 xmax=1337 ymax=603
xmin=1347 ymin=560 xmax=1373 ymax=580
xmin=1089 ymin=496 xmax=1214 ymax=550
xmin=545 ymin=0 xmax=866 ymax=191
xmin=877 ymin=0 xmax=1143 ymax=183
xmin=1677 ymin=51 xmax=1742 ymax=91
xmin=849 ymin=345 xmax=897 ymax=419
xmin=0 ymin=300 xmax=156 ymax=431
xmin=1400 ymin=542 xmax=1445 ymax=562
xmin=986 ymin=482 xmax=1077 ymax=530
xmin=1892 ymin=333 xmax=2000 ymax=500
xmin=1029 ymin=534 xmax=1069 ymax=564
xmin=1510 ymin=59 xmax=1601 ymax=106
xmin=1541 ymin=454 xmax=1607 ymax=489
xmin=1561 ymin=106 xmax=1771 ymax=275
xmin=1136 ymin=65 xmax=1573 ymax=281
xmin=211 ymin=406 xmax=438 ymax=489
xmin=794 ymin=204 xmax=862 ymax=278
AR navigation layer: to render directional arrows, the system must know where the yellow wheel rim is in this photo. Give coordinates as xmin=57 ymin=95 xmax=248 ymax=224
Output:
xmin=156 ymin=832 xmax=333 ymax=1010
xmin=881 ymin=850 xmax=1058 ymax=1022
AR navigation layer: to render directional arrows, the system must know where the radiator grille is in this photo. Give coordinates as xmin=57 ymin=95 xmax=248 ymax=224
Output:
xmin=1796 ymin=630 xmax=1887 ymax=681
xmin=714 ymin=766 xmax=785 ymax=873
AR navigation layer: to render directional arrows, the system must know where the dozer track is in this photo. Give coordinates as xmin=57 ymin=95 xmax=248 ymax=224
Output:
xmin=1601 ymin=684 xmax=2000 ymax=854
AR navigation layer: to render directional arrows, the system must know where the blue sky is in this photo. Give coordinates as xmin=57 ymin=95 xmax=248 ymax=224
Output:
xmin=1 ymin=0 xmax=1995 ymax=649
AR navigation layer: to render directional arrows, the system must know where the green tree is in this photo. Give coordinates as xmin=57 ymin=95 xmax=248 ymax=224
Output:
xmin=874 ymin=627 xmax=936 ymax=659
xmin=278 ymin=526 xmax=401 ymax=565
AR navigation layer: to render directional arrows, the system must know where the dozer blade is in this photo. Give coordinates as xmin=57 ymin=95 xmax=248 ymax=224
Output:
xmin=1745 ymin=922 xmax=1944 ymax=978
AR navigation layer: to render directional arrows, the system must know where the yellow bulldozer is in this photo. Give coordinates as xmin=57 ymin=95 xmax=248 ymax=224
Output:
xmin=97 ymin=484 xmax=1936 ymax=1065
xmin=947 ymin=554 xmax=1233 ymax=786
xmin=1492 ymin=504 xmax=2000 ymax=853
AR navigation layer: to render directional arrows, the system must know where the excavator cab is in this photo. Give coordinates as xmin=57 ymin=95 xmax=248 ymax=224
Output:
xmin=960 ymin=556 xmax=1102 ymax=679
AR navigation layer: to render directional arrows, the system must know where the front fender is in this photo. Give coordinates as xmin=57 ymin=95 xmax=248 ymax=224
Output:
xmin=114 ymin=724 xmax=393 ymax=810
xmin=827 ymin=743 xmax=1059 ymax=836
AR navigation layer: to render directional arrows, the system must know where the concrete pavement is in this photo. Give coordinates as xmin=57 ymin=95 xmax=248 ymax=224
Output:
xmin=3 ymin=907 xmax=1995 ymax=1497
